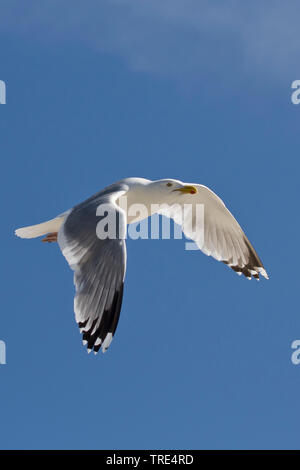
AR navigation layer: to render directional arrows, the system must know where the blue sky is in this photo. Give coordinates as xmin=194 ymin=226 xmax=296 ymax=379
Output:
xmin=1 ymin=1 xmax=300 ymax=450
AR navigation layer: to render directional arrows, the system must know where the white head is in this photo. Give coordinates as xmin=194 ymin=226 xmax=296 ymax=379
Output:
xmin=118 ymin=177 xmax=198 ymax=223
xmin=148 ymin=179 xmax=198 ymax=197
xmin=119 ymin=177 xmax=197 ymax=210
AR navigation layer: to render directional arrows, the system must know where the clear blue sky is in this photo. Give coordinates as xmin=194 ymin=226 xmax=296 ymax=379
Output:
xmin=1 ymin=1 xmax=300 ymax=450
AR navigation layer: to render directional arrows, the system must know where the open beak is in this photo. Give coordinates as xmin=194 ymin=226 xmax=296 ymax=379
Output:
xmin=173 ymin=185 xmax=197 ymax=195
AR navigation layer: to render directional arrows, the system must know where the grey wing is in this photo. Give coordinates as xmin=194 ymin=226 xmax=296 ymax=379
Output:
xmin=58 ymin=191 xmax=127 ymax=354
xmin=160 ymin=184 xmax=268 ymax=280
xmin=194 ymin=185 xmax=269 ymax=280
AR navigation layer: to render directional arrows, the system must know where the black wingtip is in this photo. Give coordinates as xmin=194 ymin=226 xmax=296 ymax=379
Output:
xmin=78 ymin=283 xmax=124 ymax=354
xmin=223 ymin=237 xmax=269 ymax=280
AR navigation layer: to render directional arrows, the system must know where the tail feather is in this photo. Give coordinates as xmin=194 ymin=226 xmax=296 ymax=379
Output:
xmin=15 ymin=216 xmax=65 ymax=239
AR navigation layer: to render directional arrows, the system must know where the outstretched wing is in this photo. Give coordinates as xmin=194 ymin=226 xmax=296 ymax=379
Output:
xmin=160 ymin=184 xmax=268 ymax=280
xmin=58 ymin=188 xmax=127 ymax=353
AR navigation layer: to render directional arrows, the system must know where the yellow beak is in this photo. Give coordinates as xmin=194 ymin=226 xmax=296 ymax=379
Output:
xmin=173 ymin=185 xmax=197 ymax=195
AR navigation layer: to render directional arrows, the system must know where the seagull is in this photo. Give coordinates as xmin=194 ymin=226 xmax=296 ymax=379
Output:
xmin=15 ymin=178 xmax=269 ymax=354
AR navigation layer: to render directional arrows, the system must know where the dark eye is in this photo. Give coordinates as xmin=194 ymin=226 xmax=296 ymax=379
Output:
xmin=166 ymin=182 xmax=173 ymax=187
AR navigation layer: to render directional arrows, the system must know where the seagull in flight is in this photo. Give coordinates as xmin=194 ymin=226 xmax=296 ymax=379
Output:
xmin=15 ymin=178 xmax=269 ymax=354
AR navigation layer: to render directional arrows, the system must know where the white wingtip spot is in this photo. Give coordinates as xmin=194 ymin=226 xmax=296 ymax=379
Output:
xmin=87 ymin=348 xmax=92 ymax=354
xmin=101 ymin=333 xmax=113 ymax=353
xmin=82 ymin=340 xmax=87 ymax=346
xmin=258 ymin=267 xmax=269 ymax=280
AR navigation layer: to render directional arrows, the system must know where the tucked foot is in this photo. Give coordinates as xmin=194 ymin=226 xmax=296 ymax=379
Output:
xmin=42 ymin=232 xmax=58 ymax=243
